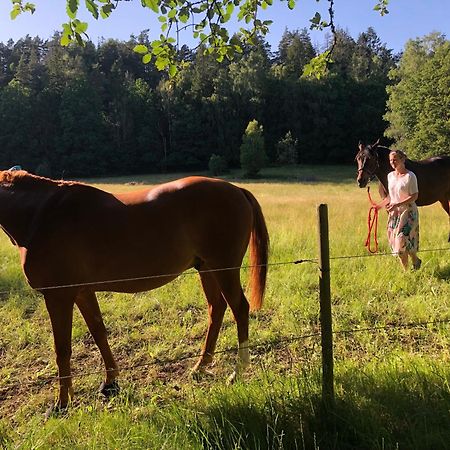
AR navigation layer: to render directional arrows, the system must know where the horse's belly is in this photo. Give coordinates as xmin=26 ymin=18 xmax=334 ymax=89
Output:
xmin=94 ymin=273 xmax=181 ymax=293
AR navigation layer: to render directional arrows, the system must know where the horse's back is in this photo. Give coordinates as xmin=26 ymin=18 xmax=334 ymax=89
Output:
xmin=119 ymin=176 xmax=254 ymax=262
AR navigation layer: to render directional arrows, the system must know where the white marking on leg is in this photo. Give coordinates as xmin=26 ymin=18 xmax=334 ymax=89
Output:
xmin=227 ymin=340 xmax=251 ymax=385
xmin=238 ymin=340 xmax=250 ymax=369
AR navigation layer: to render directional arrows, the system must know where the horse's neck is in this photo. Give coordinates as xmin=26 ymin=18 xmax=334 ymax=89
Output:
xmin=0 ymin=187 xmax=53 ymax=247
xmin=375 ymin=146 xmax=392 ymax=190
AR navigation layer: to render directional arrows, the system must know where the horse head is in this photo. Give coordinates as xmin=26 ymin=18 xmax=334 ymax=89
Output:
xmin=355 ymin=140 xmax=380 ymax=187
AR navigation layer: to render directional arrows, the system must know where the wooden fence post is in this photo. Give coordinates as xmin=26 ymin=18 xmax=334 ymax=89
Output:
xmin=317 ymin=204 xmax=335 ymax=407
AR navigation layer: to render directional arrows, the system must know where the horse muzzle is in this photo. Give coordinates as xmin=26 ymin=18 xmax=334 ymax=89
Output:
xmin=357 ymin=176 xmax=368 ymax=188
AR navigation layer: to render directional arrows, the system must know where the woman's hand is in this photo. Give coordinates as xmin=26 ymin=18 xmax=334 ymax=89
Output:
xmin=375 ymin=199 xmax=390 ymax=211
xmin=386 ymin=202 xmax=396 ymax=212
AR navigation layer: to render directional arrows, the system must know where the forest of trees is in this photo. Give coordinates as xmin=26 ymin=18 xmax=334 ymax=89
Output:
xmin=0 ymin=26 xmax=446 ymax=178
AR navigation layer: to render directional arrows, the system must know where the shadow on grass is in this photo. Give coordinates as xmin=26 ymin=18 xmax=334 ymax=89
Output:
xmin=0 ymin=277 xmax=30 ymax=304
xmin=188 ymin=367 xmax=450 ymax=450
xmin=434 ymin=264 xmax=450 ymax=281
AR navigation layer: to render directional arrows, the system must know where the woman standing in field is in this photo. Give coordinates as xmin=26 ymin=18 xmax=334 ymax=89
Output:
xmin=375 ymin=150 xmax=421 ymax=270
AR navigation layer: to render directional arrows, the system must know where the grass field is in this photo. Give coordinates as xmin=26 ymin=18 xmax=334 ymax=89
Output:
xmin=0 ymin=165 xmax=449 ymax=449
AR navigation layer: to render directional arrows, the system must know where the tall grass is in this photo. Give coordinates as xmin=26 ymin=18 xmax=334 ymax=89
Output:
xmin=0 ymin=165 xmax=448 ymax=449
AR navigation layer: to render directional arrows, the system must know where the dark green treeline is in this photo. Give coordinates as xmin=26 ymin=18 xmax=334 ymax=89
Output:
xmin=0 ymin=28 xmax=397 ymax=177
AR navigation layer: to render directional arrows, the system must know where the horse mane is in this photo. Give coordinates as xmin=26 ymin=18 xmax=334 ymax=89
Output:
xmin=0 ymin=170 xmax=80 ymax=189
xmin=372 ymin=144 xmax=391 ymax=155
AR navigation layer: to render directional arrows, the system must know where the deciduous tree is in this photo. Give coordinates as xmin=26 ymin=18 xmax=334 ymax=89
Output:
xmin=384 ymin=33 xmax=450 ymax=158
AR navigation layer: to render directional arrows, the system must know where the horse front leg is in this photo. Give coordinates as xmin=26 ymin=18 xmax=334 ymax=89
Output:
xmin=44 ymin=292 xmax=75 ymax=414
xmin=75 ymin=289 xmax=120 ymax=397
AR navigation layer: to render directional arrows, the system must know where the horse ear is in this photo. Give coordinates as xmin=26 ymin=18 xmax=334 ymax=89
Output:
xmin=358 ymin=141 xmax=364 ymax=151
xmin=372 ymin=138 xmax=380 ymax=148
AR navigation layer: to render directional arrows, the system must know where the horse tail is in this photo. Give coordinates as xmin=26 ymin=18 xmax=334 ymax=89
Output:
xmin=241 ymin=188 xmax=269 ymax=311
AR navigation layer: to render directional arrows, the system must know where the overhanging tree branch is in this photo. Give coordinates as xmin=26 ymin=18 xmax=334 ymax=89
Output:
xmin=9 ymin=0 xmax=390 ymax=75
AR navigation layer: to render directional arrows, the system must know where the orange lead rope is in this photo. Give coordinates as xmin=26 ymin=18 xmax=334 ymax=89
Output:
xmin=365 ymin=186 xmax=379 ymax=253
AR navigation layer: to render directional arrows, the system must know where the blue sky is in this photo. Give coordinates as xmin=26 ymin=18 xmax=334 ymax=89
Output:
xmin=1 ymin=0 xmax=449 ymax=53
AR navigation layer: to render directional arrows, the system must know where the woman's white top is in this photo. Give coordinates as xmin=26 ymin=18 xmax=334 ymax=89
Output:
xmin=387 ymin=170 xmax=418 ymax=204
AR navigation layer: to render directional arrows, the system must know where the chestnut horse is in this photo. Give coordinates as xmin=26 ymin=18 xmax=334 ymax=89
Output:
xmin=0 ymin=170 xmax=269 ymax=413
xmin=355 ymin=141 xmax=450 ymax=241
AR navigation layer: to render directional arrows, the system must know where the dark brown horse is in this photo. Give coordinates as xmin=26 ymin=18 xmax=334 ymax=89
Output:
xmin=0 ymin=170 xmax=269 ymax=413
xmin=355 ymin=141 xmax=450 ymax=241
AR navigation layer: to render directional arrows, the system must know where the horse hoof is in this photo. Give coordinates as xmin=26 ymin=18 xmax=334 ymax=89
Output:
xmin=227 ymin=371 xmax=238 ymax=385
xmin=191 ymin=367 xmax=214 ymax=381
xmin=191 ymin=369 xmax=202 ymax=381
xmin=99 ymin=380 xmax=120 ymax=397
xmin=44 ymin=403 xmax=68 ymax=420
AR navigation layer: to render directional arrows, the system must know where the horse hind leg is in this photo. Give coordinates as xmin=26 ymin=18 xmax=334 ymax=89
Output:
xmin=75 ymin=289 xmax=120 ymax=397
xmin=438 ymin=199 xmax=450 ymax=242
xmin=192 ymin=269 xmax=227 ymax=376
xmin=211 ymin=267 xmax=251 ymax=384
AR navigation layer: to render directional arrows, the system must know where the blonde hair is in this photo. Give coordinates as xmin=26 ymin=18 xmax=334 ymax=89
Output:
xmin=389 ymin=149 xmax=407 ymax=160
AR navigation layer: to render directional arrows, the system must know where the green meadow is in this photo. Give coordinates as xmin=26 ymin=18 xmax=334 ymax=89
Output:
xmin=0 ymin=166 xmax=449 ymax=449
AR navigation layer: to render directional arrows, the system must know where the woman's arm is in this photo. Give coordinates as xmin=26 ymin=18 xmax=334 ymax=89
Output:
xmin=375 ymin=196 xmax=391 ymax=211
xmin=386 ymin=192 xmax=418 ymax=211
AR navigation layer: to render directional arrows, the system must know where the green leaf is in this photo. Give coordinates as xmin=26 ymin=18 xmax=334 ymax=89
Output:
xmin=143 ymin=0 xmax=159 ymax=13
xmin=288 ymin=0 xmax=295 ymax=10
xmin=24 ymin=2 xmax=35 ymax=14
xmin=100 ymin=3 xmax=114 ymax=18
xmin=168 ymin=64 xmax=177 ymax=77
xmin=142 ymin=53 xmax=152 ymax=64
xmin=134 ymin=44 xmax=149 ymax=54
xmin=74 ymin=20 xmax=88 ymax=34
xmin=310 ymin=12 xmax=321 ymax=24
xmin=60 ymin=33 xmax=71 ymax=46
xmin=301 ymin=51 xmax=330 ymax=79
xmin=85 ymin=0 xmax=99 ymax=20
xmin=75 ymin=33 xmax=84 ymax=46
xmin=66 ymin=0 xmax=79 ymax=19
xmin=10 ymin=6 xmax=21 ymax=20
xmin=155 ymin=56 xmax=169 ymax=71
xmin=226 ymin=2 xmax=234 ymax=16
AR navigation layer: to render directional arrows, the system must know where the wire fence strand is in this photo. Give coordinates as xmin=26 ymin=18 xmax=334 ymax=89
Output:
xmin=0 ymin=317 xmax=448 ymax=395
xmin=0 ymin=246 xmax=449 ymax=297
